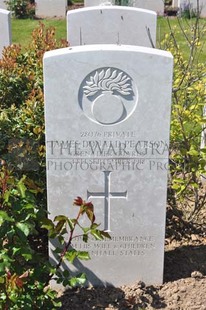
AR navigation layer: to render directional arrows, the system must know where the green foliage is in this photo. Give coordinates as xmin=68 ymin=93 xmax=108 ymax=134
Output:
xmin=161 ymin=16 xmax=206 ymax=221
xmin=0 ymin=164 xmax=110 ymax=309
xmin=0 ymin=23 xmax=111 ymax=308
xmin=0 ymin=164 xmax=58 ymax=309
xmin=0 ymin=23 xmax=67 ymax=193
xmin=6 ymin=0 xmax=35 ymax=19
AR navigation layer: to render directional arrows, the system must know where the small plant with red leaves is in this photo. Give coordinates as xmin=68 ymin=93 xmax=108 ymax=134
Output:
xmin=0 ymin=163 xmax=110 ymax=309
xmin=43 ymin=196 xmax=110 ymax=288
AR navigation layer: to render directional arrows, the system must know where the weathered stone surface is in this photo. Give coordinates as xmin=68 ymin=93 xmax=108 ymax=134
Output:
xmin=44 ymin=44 xmax=173 ymax=288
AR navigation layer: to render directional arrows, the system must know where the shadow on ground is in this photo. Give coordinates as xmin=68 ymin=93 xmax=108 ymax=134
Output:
xmin=60 ymin=244 xmax=206 ymax=309
xmin=164 ymin=244 xmax=206 ymax=282
xmin=60 ymin=284 xmax=167 ymax=310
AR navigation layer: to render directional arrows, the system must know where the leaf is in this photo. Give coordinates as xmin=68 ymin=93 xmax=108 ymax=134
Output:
xmin=68 ymin=277 xmax=78 ymax=287
xmin=67 ymin=273 xmax=87 ymax=287
xmin=16 ymin=222 xmax=30 ymax=237
xmin=21 ymin=252 xmax=33 ymax=261
xmin=41 ymin=218 xmax=55 ymax=231
xmin=76 ymin=251 xmax=90 ymax=261
xmin=83 ymin=234 xmax=88 ymax=243
xmin=187 ymin=149 xmax=199 ymax=156
xmin=200 ymin=148 xmax=206 ymax=154
xmin=53 ymin=247 xmax=62 ymax=254
xmin=0 ymin=211 xmax=14 ymax=225
xmin=82 ymin=227 xmax=90 ymax=234
xmin=3 ymin=190 xmax=10 ymax=203
xmin=17 ymin=176 xmax=27 ymax=198
xmin=54 ymin=215 xmax=68 ymax=222
xmin=67 ymin=218 xmax=75 ymax=230
xmin=75 ymin=273 xmax=86 ymax=285
xmin=100 ymin=231 xmax=111 ymax=239
xmin=171 ymin=184 xmax=181 ymax=190
xmin=86 ymin=208 xmax=95 ymax=223
xmin=64 ymin=249 xmax=78 ymax=264
xmin=73 ymin=197 xmax=83 ymax=206
xmin=19 ymin=270 xmax=29 ymax=279
xmin=15 ymin=276 xmax=24 ymax=288
xmin=12 ymin=247 xmax=21 ymax=255
xmin=55 ymin=220 xmax=65 ymax=233
xmin=172 ymin=178 xmax=185 ymax=184
xmin=62 ymin=269 xmax=70 ymax=278
xmin=91 ymin=229 xmax=104 ymax=240
xmin=24 ymin=178 xmax=43 ymax=193
xmin=53 ymin=300 xmax=62 ymax=307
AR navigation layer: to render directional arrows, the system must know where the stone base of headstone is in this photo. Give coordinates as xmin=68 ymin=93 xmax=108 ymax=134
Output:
xmin=35 ymin=0 xmax=67 ymax=18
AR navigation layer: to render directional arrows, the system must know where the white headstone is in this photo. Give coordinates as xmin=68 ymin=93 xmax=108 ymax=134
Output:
xmin=85 ymin=0 xmax=115 ymax=6
xmin=35 ymin=0 xmax=67 ymax=18
xmin=0 ymin=9 xmax=11 ymax=58
xmin=44 ymin=44 xmax=173 ymax=288
xmin=67 ymin=7 xmax=157 ymax=48
xmin=129 ymin=0 xmax=164 ymax=15
xmin=172 ymin=0 xmax=179 ymax=7
xmin=0 ymin=0 xmax=7 ymax=9
xmin=178 ymin=0 xmax=206 ymax=17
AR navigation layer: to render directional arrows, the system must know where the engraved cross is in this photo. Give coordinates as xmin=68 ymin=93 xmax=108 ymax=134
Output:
xmin=87 ymin=171 xmax=128 ymax=232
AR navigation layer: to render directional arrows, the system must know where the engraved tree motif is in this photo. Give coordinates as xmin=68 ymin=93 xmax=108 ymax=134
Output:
xmin=83 ymin=68 xmax=132 ymax=97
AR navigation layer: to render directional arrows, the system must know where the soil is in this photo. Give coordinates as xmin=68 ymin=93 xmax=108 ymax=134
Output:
xmin=60 ymin=207 xmax=206 ymax=309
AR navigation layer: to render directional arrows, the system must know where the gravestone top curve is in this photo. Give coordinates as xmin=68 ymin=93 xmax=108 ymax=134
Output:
xmin=67 ymin=6 xmax=157 ymax=47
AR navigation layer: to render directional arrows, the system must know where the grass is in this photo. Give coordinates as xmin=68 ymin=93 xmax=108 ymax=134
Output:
xmin=11 ymin=19 xmax=67 ymax=47
xmin=157 ymin=17 xmax=206 ymax=62
xmin=11 ymin=16 xmax=206 ymax=62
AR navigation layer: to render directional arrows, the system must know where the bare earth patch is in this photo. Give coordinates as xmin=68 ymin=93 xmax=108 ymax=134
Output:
xmin=60 ymin=242 xmax=206 ymax=309
xmin=60 ymin=209 xmax=206 ymax=309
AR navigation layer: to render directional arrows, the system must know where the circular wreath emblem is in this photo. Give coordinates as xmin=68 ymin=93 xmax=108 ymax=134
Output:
xmin=78 ymin=67 xmax=138 ymax=126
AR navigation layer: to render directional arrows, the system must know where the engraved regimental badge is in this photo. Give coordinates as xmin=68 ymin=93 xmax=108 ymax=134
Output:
xmin=78 ymin=67 xmax=138 ymax=125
